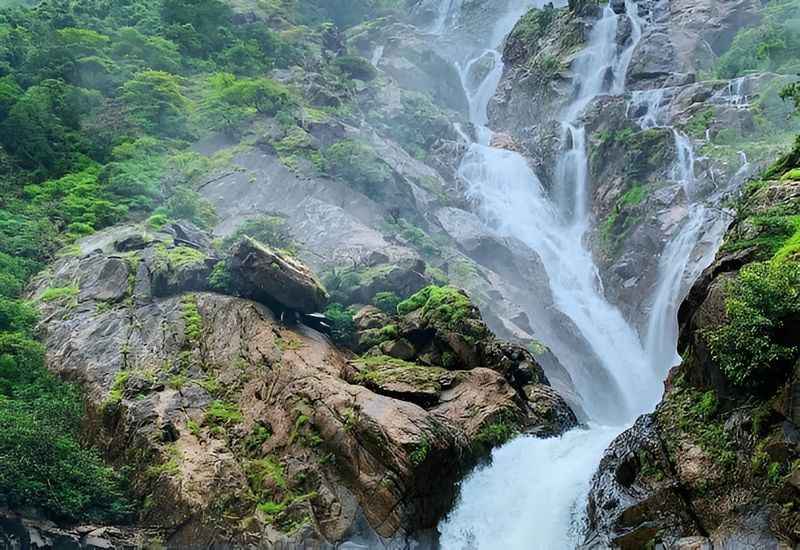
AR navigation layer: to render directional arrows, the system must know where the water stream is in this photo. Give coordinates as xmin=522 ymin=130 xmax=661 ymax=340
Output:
xmin=434 ymin=1 xmax=740 ymax=548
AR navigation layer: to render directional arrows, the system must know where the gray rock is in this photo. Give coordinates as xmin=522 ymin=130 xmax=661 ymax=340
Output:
xmin=229 ymin=237 xmax=329 ymax=314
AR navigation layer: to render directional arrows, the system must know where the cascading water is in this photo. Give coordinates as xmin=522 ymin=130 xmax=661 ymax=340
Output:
xmin=438 ymin=3 xmax=660 ymax=548
xmin=435 ymin=0 xmax=742 ymax=548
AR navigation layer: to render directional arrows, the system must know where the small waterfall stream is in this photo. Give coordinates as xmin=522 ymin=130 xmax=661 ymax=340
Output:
xmin=432 ymin=0 xmax=747 ymax=548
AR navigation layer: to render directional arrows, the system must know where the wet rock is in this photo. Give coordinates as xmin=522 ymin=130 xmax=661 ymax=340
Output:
xmin=30 ymin=226 xmax=580 ymax=546
xmin=0 ymin=509 xmax=149 ymax=549
xmin=77 ymin=256 xmax=129 ymax=303
xmin=229 ymin=237 xmax=329 ymax=314
xmin=489 ymin=132 xmax=522 ymax=152
xmin=353 ymin=306 xmax=391 ymax=331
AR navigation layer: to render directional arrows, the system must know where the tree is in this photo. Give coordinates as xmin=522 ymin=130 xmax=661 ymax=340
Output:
xmin=121 ymin=70 xmax=188 ymax=136
xmin=220 ymin=77 xmax=294 ymax=116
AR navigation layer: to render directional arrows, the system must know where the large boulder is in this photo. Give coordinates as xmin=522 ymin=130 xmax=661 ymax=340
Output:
xmin=228 ymin=237 xmax=329 ymax=314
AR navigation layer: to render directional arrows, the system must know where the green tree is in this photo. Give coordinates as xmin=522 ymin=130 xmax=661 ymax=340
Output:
xmin=121 ymin=70 xmax=188 ymax=137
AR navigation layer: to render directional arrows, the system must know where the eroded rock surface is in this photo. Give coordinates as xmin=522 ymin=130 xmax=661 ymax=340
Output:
xmin=29 ymin=224 xmax=576 ymax=546
xmin=584 ymin=177 xmax=800 ymax=549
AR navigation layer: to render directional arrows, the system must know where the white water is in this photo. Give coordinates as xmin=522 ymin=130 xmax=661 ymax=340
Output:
xmin=435 ymin=0 xmax=743 ymax=547
xmin=439 ymin=3 xmax=660 ymax=548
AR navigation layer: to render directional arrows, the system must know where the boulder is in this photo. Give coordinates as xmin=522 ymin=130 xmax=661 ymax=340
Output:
xmin=229 ymin=237 xmax=329 ymax=314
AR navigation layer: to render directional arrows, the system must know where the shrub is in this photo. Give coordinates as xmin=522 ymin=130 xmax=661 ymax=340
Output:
xmin=334 ymin=55 xmax=377 ymax=81
xmin=162 ymin=186 xmax=219 ymax=230
xmin=372 ymin=291 xmax=400 ymax=314
xmin=324 ymin=303 xmax=356 ymax=348
xmin=704 ymin=260 xmax=800 ymax=386
xmin=222 ymin=215 xmax=296 ymax=254
xmin=323 ymin=140 xmax=392 ymax=192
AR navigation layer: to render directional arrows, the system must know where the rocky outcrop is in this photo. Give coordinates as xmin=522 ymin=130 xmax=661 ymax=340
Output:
xmin=0 ymin=509 xmax=153 ymax=550
xmin=27 ymin=224 xmax=576 ymax=546
xmin=349 ymin=285 xmax=578 ymax=436
xmin=228 ymin=237 xmax=328 ymax=314
xmin=584 ymin=174 xmax=800 ymax=549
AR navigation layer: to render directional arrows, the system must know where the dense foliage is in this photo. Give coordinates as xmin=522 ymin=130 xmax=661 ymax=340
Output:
xmin=0 ymin=294 xmax=132 ymax=522
xmin=717 ymin=0 xmax=800 ymax=78
xmin=0 ymin=0 xmax=403 ymax=524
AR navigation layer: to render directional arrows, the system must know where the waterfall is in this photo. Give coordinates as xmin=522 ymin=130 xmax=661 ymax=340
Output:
xmin=433 ymin=0 xmax=742 ymax=547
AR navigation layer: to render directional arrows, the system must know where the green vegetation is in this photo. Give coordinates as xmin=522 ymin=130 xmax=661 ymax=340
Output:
xmin=507 ymin=5 xmax=557 ymax=59
xmin=409 ymin=435 xmax=430 ymax=467
xmin=0 ymin=294 xmax=131 ymax=522
xmin=323 ymin=139 xmax=393 ymax=192
xmin=472 ymin=413 xmax=521 ymax=452
xmin=353 ymin=355 xmax=447 ymax=392
xmin=40 ymin=284 xmax=79 ymax=303
xmin=716 ymin=0 xmax=800 ymax=78
xmin=357 ymin=324 xmax=399 ymax=350
xmin=221 ymin=215 xmax=296 ymax=254
xmin=664 ymin=385 xmax=737 ymax=468
xmin=323 ymin=303 xmax=357 ymax=347
xmin=397 ymin=285 xmax=481 ymax=337
xmin=372 ymin=291 xmax=400 ymax=314
xmin=704 ymin=260 xmax=800 ymax=386
xmin=103 ymin=370 xmax=130 ymax=408
xmin=204 ymin=400 xmax=244 ymax=429
xmin=181 ymin=294 xmax=203 ymax=345
xmin=598 ymin=183 xmax=648 ymax=255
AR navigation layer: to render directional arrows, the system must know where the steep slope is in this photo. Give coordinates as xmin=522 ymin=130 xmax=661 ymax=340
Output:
xmin=584 ymin=155 xmax=800 ymax=549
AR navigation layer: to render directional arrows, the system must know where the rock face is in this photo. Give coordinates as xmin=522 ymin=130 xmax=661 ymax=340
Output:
xmin=350 ymin=285 xmax=578 ymax=436
xmin=229 ymin=237 xmax=329 ymax=314
xmin=583 ymin=175 xmax=800 ymax=549
xmin=487 ymin=0 xmax=798 ymax=334
xmin=0 ymin=509 xmax=150 ymax=550
xmin=28 ymin=224 xmax=576 ymax=546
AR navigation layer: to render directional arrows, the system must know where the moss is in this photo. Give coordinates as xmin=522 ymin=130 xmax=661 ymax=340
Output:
xmin=637 ymin=450 xmax=665 ymax=481
xmin=685 ymin=108 xmax=715 ymax=138
xmin=620 ymin=183 xmax=648 ymax=207
xmin=170 ymin=246 xmax=208 ymax=268
xmin=472 ymin=413 xmax=520 ymax=452
xmin=145 ymin=444 xmax=181 ymax=480
xmin=663 ymin=386 xmax=737 ymax=468
xmin=204 ymin=400 xmax=244 ymax=428
xmin=722 ymin=213 xmax=800 ymax=259
xmin=146 ymin=213 xmax=170 ymax=229
xmin=274 ymin=127 xmax=323 ymax=172
xmin=40 ymin=285 xmax=79 ymax=303
xmin=508 ymin=5 xmax=557 ymax=56
xmin=395 ymin=219 xmax=441 ymax=257
xmin=599 ymin=183 xmax=649 ymax=256
xmin=102 ymin=370 xmax=130 ymax=408
xmin=181 ymin=294 xmax=203 ymax=345
xmin=527 ymin=340 xmax=547 ymax=356
xmin=357 ymin=324 xmax=399 ymax=349
xmin=409 ymin=436 xmax=430 ymax=467
xmin=353 ymin=356 xmax=447 ymax=392
xmin=208 ymin=260 xmax=233 ymax=293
